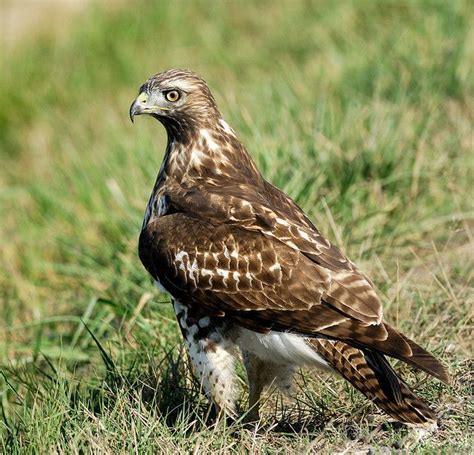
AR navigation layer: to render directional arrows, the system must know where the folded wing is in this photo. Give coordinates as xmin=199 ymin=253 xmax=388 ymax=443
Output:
xmin=139 ymin=212 xmax=448 ymax=383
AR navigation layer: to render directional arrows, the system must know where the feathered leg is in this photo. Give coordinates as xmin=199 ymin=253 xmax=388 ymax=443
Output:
xmin=307 ymin=338 xmax=438 ymax=426
xmin=243 ymin=351 xmax=295 ymax=421
xmin=173 ymin=300 xmax=238 ymax=417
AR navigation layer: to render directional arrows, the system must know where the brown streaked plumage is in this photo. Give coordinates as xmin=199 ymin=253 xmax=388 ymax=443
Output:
xmin=130 ymin=69 xmax=448 ymax=426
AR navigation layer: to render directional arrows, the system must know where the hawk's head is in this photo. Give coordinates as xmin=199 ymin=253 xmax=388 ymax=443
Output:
xmin=130 ymin=69 xmax=260 ymax=180
xmin=129 ymin=69 xmax=220 ymax=133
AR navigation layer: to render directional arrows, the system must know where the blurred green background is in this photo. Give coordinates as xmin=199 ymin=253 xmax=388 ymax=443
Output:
xmin=0 ymin=0 xmax=473 ymax=452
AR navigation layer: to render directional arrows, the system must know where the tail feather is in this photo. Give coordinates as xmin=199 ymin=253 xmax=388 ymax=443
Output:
xmin=309 ymin=338 xmax=438 ymax=426
xmin=375 ymin=323 xmax=449 ymax=383
xmin=320 ymin=320 xmax=449 ymax=384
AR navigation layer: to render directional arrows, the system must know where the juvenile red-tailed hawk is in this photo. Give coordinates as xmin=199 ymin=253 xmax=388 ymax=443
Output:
xmin=130 ymin=69 xmax=448 ymax=425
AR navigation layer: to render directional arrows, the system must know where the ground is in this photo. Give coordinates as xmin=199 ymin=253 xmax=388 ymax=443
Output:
xmin=0 ymin=1 xmax=472 ymax=453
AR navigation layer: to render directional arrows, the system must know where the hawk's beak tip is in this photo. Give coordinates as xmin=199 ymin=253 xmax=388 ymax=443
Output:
xmin=129 ymin=101 xmax=137 ymax=124
xmin=130 ymin=92 xmax=151 ymax=123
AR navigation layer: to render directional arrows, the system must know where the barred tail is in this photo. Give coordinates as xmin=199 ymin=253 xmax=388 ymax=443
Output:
xmin=308 ymin=339 xmax=438 ymax=426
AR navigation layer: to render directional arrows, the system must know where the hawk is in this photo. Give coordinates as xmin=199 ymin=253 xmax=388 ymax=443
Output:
xmin=129 ymin=69 xmax=448 ymax=426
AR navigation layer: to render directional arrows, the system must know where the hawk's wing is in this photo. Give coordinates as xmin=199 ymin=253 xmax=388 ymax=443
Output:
xmin=161 ymin=180 xmax=379 ymax=321
xmin=139 ymin=211 xmax=447 ymax=382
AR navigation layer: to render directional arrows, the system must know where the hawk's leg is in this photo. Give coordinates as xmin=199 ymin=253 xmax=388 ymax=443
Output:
xmin=243 ymin=351 xmax=295 ymax=422
xmin=173 ymin=300 xmax=237 ymax=417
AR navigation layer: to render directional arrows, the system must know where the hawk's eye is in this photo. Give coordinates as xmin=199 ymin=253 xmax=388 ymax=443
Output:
xmin=165 ymin=90 xmax=180 ymax=102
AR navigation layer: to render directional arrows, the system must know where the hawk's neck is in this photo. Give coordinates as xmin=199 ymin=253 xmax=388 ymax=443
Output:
xmin=141 ymin=117 xmax=263 ymax=229
xmin=158 ymin=117 xmax=262 ymax=189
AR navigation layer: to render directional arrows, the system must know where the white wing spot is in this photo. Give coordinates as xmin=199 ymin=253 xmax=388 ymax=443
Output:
xmin=297 ymin=228 xmax=312 ymax=242
xmin=232 ymin=271 xmax=240 ymax=289
xmin=175 ymin=251 xmax=189 ymax=272
xmin=189 ymin=257 xmax=199 ymax=276
xmin=216 ymin=268 xmax=230 ymax=286
xmin=276 ymin=218 xmax=290 ymax=227
xmin=269 ymin=263 xmax=281 ymax=273
xmin=176 ymin=251 xmax=188 ymax=262
xmin=287 ymin=241 xmax=298 ymax=249
xmin=245 ymin=272 xmax=253 ymax=285
xmin=201 ymin=268 xmax=213 ymax=286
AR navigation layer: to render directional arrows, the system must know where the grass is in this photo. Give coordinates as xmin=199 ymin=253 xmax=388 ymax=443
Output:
xmin=0 ymin=0 xmax=473 ymax=452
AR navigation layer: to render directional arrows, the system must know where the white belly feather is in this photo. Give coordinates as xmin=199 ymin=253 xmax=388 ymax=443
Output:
xmin=154 ymin=276 xmax=329 ymax=371
xmin=236 ymin=328 xmax=331 ymax=370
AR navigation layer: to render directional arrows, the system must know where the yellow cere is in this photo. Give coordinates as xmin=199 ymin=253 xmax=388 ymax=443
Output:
xmin=137 ymin=92 xmax=148 ymax=104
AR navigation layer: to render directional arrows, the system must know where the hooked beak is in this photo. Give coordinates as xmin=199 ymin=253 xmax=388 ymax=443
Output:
xmin=129 ymin=100 xmax=138 ymax=123
xmin=129 ymin=91 xmax=171 ymax=123
xmin=129 ymin=92 xmax=150 ymax=123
